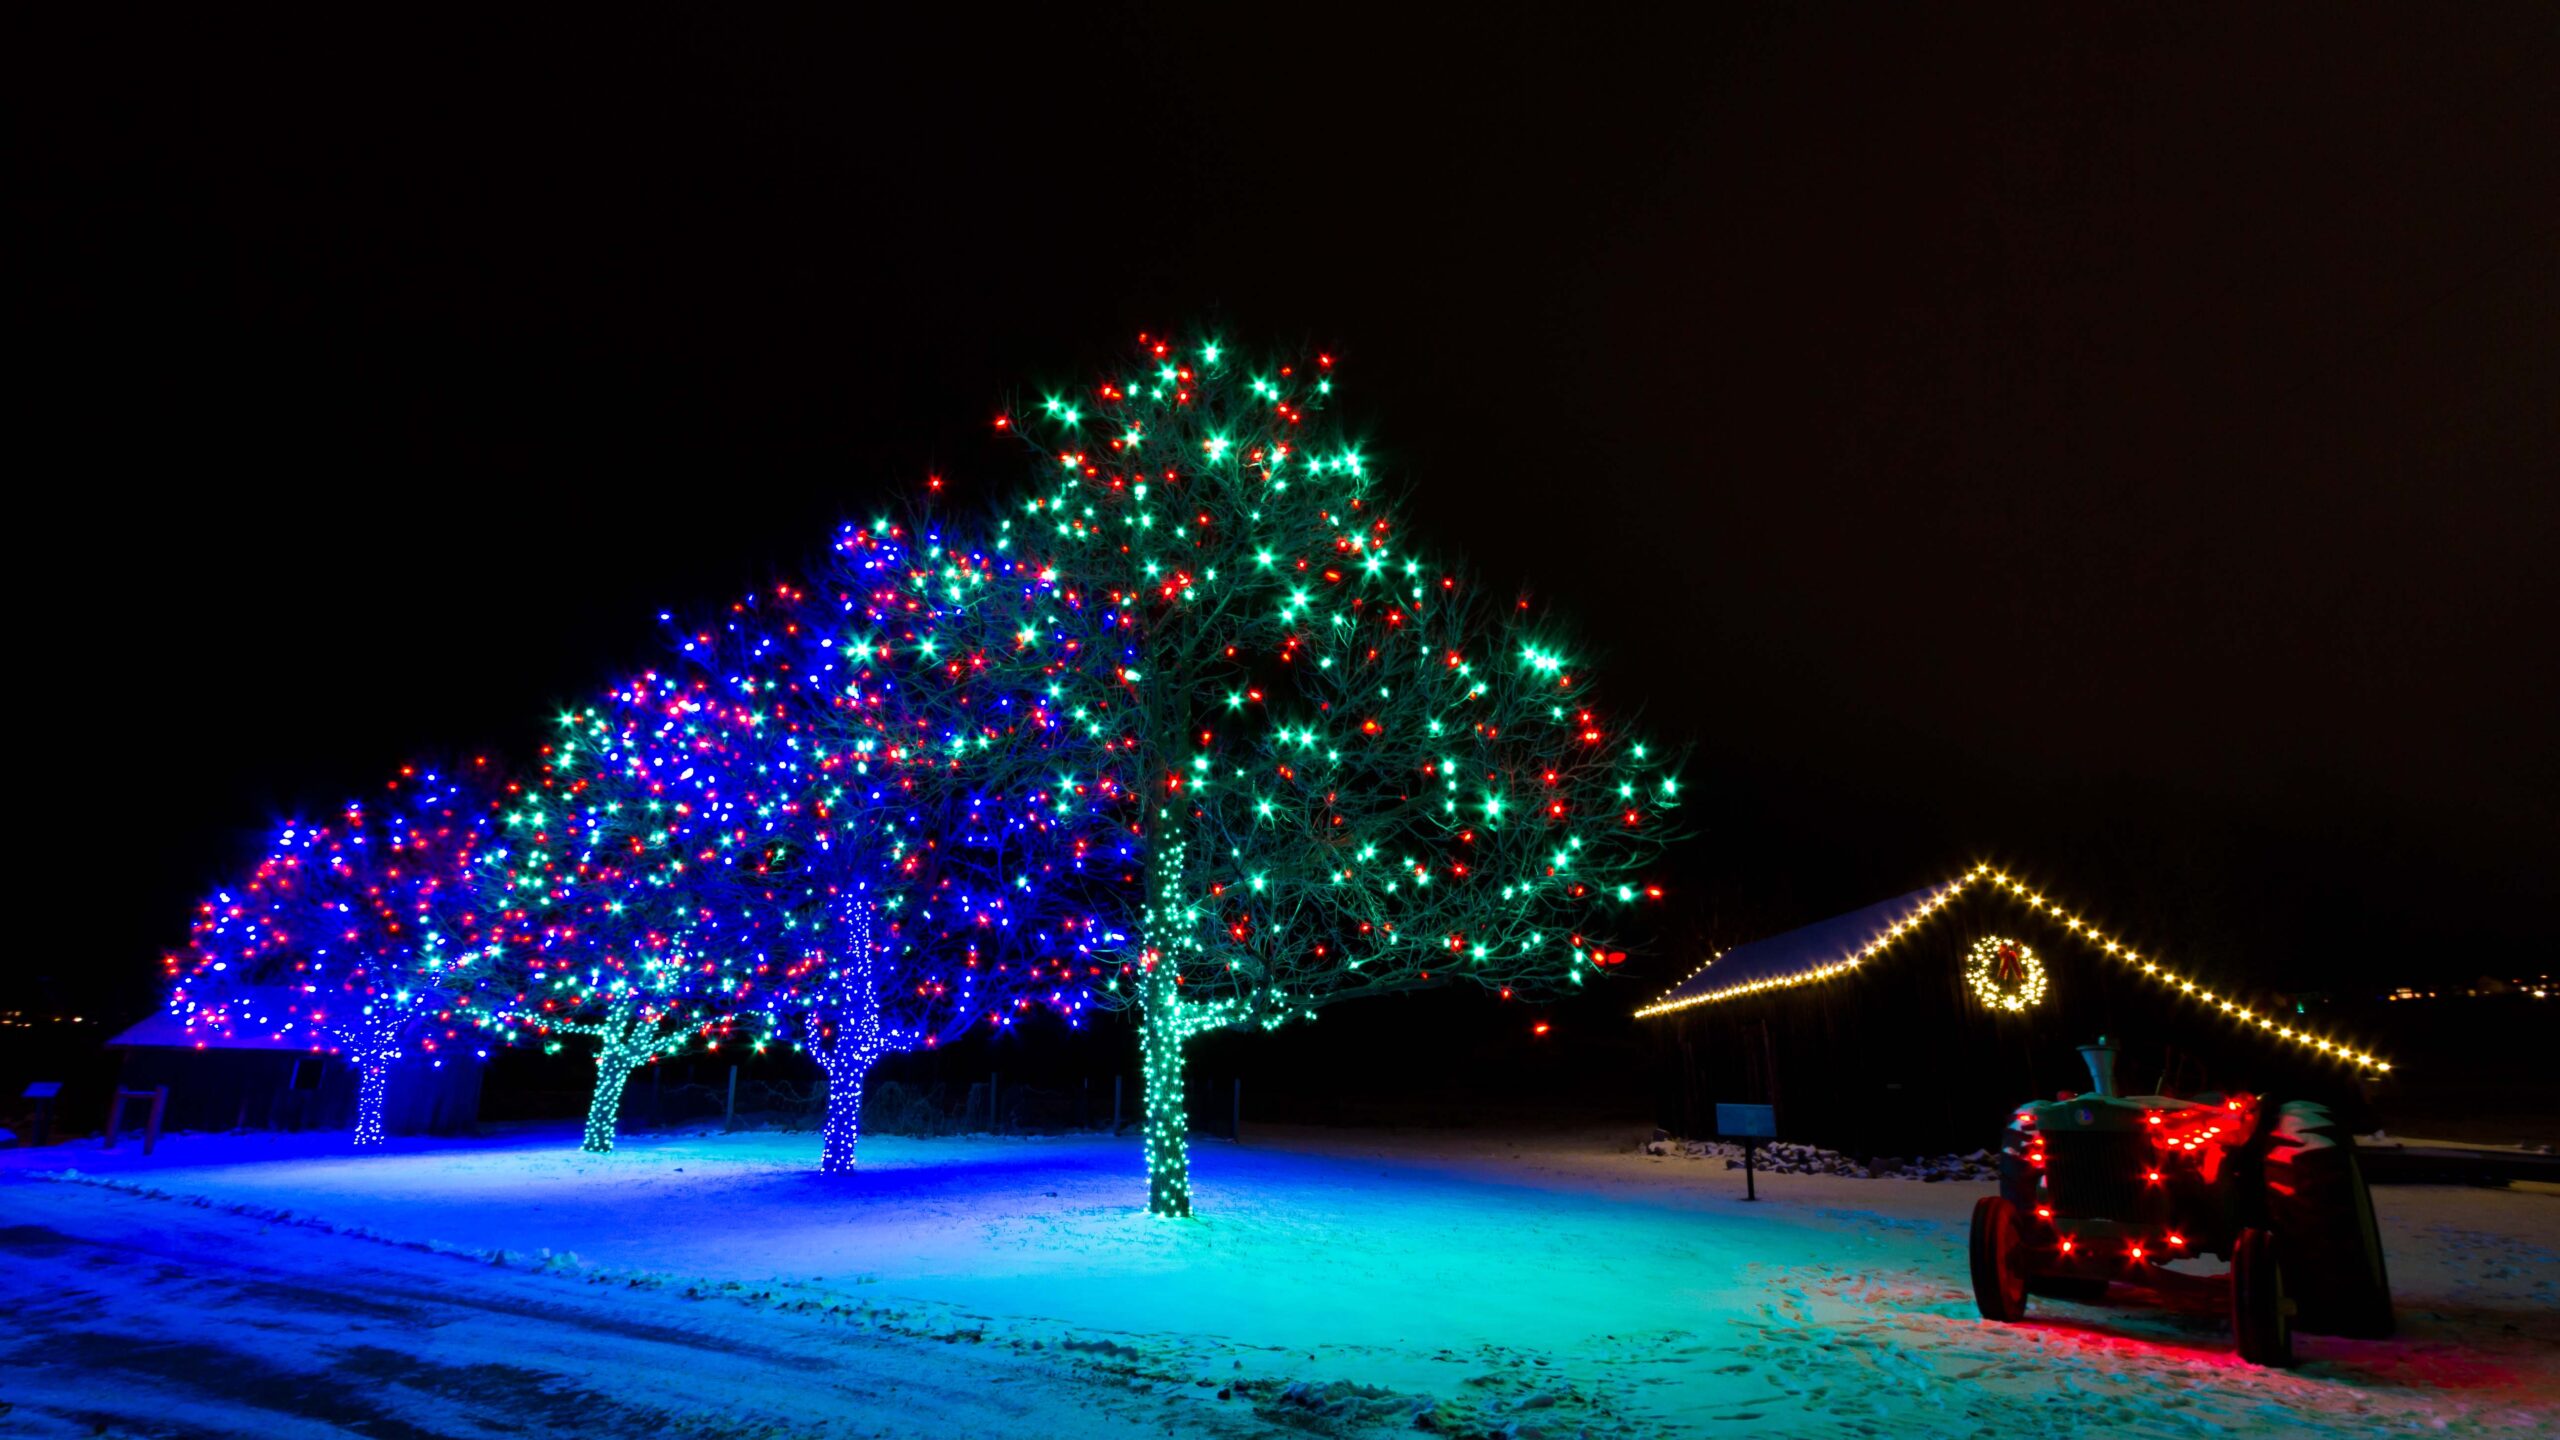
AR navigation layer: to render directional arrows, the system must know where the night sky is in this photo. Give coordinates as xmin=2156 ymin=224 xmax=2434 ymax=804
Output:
xmin=16 ymin=7 xmax=2556 ymax=1032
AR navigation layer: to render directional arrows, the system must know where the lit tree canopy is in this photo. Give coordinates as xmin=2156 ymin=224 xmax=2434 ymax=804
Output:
xmin=655 ymin=555 xmax=1136 ymax=1170
xmin=162 ymin=758 xmax=510 ymax=1145
xmin=464 ymin=674 xmax=782 ymax=1153
xmin=907 ymin=335 xmax=1682 ymax=1213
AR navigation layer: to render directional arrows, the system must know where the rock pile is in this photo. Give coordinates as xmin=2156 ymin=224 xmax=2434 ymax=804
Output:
xmin=1641 ymin=1132 xmax=1999 ymax=1182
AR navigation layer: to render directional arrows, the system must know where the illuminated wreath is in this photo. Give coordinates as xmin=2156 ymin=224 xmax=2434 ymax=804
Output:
xmin=1965 ymin=936 xmax=2048 ymax=1012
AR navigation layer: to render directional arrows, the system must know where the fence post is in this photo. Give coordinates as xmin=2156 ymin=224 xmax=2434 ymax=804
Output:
xmin=103 ymin=1090 xmax=127 ymax=1151
xmin=724 ymin=1065 xmax=739 ymax=1132
xmin=145 ymin=1086 xmax=168 ymax=1156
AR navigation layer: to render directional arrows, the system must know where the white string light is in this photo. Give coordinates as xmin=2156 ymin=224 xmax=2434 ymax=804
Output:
xmin=1963 ymin=935 xmax=2047 ymax=1012
xmin=1633 ymin=864 xmax=2392 ymax=1073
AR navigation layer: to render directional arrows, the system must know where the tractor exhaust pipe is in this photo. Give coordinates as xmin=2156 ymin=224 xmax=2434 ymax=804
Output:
xmin=2078 ymin=1036 xmax=2120 ymax=1099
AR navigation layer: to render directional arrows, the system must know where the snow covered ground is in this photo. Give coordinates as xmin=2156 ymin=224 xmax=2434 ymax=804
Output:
xmin=3 ymin=1124 xmax=2553 ymax=1438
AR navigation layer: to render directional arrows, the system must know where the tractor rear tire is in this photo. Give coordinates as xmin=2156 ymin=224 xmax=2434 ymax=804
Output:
xmin=2261 ymin=1100 xmax=2395 ymax=1337
xmin=1969 ymin=1196 xmax=2029 ymax=1321
xmin=2232 ymin=1227 xmax=2295 ymax=1366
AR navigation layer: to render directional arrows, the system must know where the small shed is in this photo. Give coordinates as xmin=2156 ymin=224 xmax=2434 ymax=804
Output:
xmin=1640 ymin=864 xmax=2393 ymax=1155
xmin=106 ymin=990 xmax=484 ymax=1137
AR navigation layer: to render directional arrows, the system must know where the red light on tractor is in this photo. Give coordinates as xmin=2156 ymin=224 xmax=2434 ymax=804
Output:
xmin=2146 ymin=1170 xmax=2163 ymax=1184
xmin=2146 ymin=1114 xmax=2163 ymax=1126
xmin=2129 ymin=1244 xmax=2145 ymax=1261
xmin=2059 ymin=1237 xmax=2075 ymax=1254
xmin=2035 ymin=1205 xmax=2053 ymax=1220
xmin=2167 ymin=1232 xmax=2187 ymax=1248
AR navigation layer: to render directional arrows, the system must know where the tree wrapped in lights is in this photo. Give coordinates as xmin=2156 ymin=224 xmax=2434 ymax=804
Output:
xmin=921 ymin=335 xmax=1681 ymax=1214
xmin=464 ymin=678 xmax=781 ymax=1153
xmin=162 ymin=758 xmax=510 ymax=1146
xmin=666 ymin=559 xmax=1133 ymax=1171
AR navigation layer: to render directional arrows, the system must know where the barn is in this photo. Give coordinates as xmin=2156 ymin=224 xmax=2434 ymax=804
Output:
xmin=106 ymin=988 xmax=485 ymax=1138
xmin=1640 ymin=863 xmax=2396 ymax=1157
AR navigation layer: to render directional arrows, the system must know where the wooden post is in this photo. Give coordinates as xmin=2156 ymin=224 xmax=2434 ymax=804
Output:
xmin=102 ymin=1087 xmax=169 ymax=1154
xmin=724 ymin=1065 xmax=739 ymax=1131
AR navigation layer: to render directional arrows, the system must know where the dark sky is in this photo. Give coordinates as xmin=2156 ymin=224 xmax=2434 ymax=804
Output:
xmin=15 ymin=6 xmax=2556 ymax=1025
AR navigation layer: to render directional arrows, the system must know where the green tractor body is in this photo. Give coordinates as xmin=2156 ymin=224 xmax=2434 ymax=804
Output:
xmin=1968 ymin=1037 xmax=2394 ymax=1365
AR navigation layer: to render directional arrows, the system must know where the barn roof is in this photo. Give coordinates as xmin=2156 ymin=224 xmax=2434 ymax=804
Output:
xmin=1633 ymin=863 xmax=2392 ymax=1074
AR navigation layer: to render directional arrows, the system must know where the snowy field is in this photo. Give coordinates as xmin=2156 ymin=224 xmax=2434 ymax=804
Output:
xmin=3 ymin=1124 xmax=2553 ymax=1439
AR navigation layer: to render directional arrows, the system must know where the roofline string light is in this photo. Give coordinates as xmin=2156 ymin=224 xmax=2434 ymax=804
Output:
xmin=1632 ymin=864 xmax=2393 ymax=1074
xmin=1633 ymin=873 xmax=1975 ymax=1018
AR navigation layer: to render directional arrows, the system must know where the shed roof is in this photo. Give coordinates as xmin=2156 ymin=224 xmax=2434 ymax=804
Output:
xmin=1641 ymin=882 xmax=1957 ymax=1014
xmin=108 ymin=987 xmax=334 ymax=1052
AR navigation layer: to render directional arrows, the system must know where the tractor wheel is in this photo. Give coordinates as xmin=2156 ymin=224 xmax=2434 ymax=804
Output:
xmin=2028 ymin=1275 xmax=2109 ymax=1301
xmin=2231 ymin=1227 xmax=2295 ymax=1366
xmin=2260 ymin=1100 xmax=2396 ymax=1337
xmin=1969 ymin=1196 xmax=2029 ymax=1321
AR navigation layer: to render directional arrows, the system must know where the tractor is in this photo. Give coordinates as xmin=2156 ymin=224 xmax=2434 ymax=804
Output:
xmin=1968 ymin=1037 xmax=2393 ymax=1365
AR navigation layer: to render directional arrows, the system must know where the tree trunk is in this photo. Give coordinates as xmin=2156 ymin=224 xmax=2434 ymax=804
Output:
xmin=352 ymin=1056 xmax=391 ymax=1146
xmin=1140 ymin=994 xmax=1193 ymax=1217
xmin=584 ymin=1060 xmax=637 ymax=1153
xmin=584 ymin=1010 xmax=649 ymax=1154
xmin=817 ymin=1044 xmax=874 ymax=1174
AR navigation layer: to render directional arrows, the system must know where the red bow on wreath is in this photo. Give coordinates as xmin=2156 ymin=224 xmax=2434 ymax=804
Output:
xmin=1994 ymin=943 xmax=2024 ymax=986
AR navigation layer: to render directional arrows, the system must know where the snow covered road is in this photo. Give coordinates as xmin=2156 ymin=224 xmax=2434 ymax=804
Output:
xmin=4 ymin=1125 xmax=2552 ymax=1437
xmin=0 ymin=1175 xmax=1303 ymax=1439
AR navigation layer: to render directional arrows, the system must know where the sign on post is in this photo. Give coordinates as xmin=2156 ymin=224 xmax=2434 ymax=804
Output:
xmin=1716 ymin=1102 xmax=1777 ymax=1201
xmin=21 ymin=1082 xmax=61 ymax=1148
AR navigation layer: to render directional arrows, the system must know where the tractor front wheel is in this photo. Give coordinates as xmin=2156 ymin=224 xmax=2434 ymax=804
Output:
xmin=1969 ymin=1196 xmax=2030 ymax=1322
xmin=2232 ymin=1227 xmax=2296 ymax=1367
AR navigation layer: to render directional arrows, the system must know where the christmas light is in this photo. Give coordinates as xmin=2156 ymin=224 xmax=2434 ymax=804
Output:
xmin=917 ymin=334 xmax=1681 ymax=1214
xmin=460 ymin=678 xmax=786 ymax=1153
xmin=161 ymin=759 xmax=510 ymax=1146
xmin=660 ymin=563 xmax=1133 ymax=1171
xmin=1634 ymin=864 xmax=2391 ymax=1073
xmin=1964 ymin=936 xmax=2048 ymax=1012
